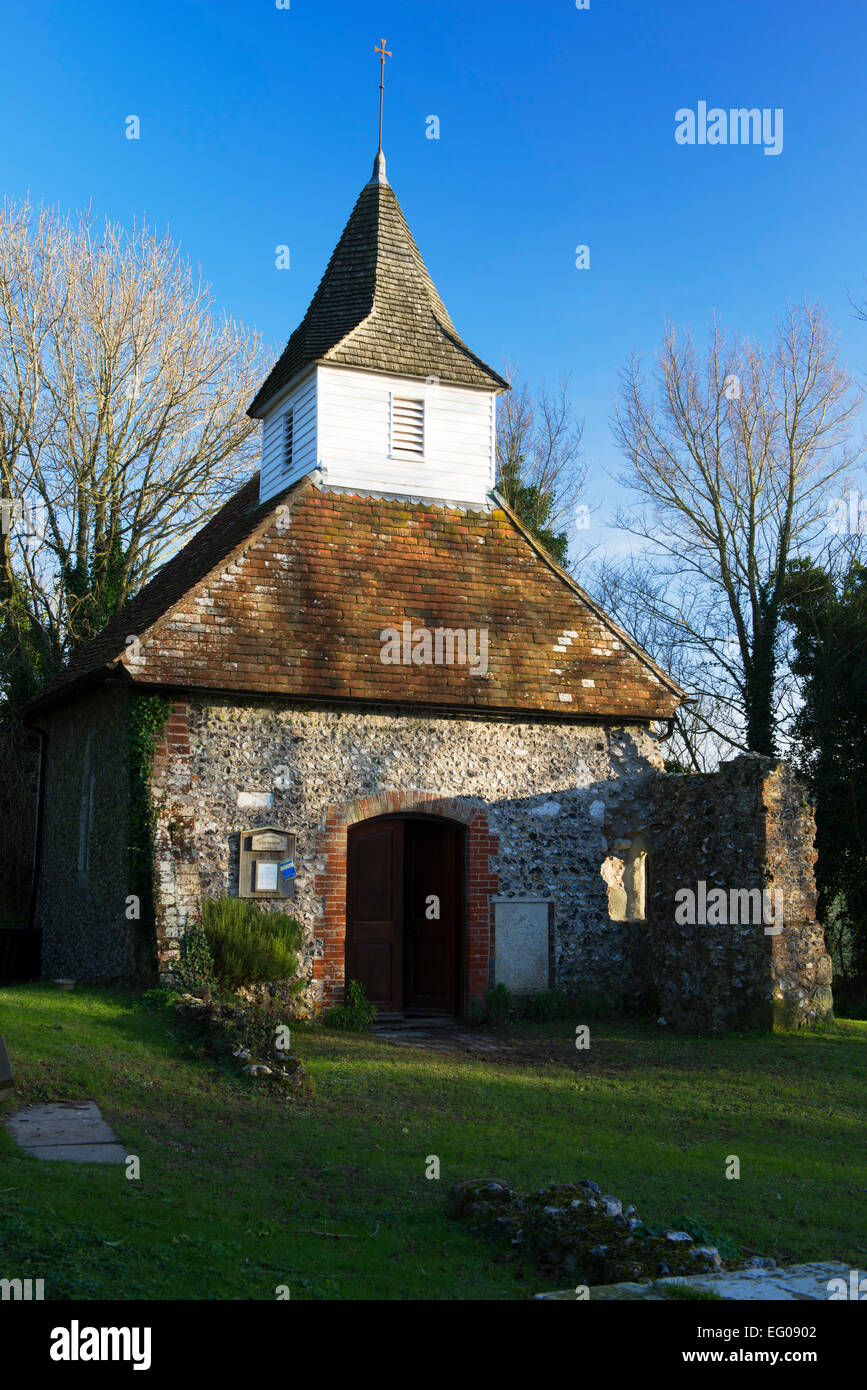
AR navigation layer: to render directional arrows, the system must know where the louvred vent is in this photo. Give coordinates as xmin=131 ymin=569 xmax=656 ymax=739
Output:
xmin=392 ymin=397 xmax=424 ymax=456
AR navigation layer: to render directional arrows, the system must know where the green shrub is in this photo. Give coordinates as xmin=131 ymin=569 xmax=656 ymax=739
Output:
xmin=201 ymin=897 xmax=303 ymax=992
xmin=568 ymin=991 xmax=625 ymax=1021
xmin=486 ymin=983 xmax=512 ymax=1024
xmin=520 ymin=989 xmax=573 ymax=1021
xmin=136 ymin=985 xmax=177 ymax=1011
xmin=471 ymin=983 xmax=513 ymax=1026
xmin=176 ymin=919 xmax=216 ymax=993
xmin=320 ymin=979 xmax=378 ymax=1032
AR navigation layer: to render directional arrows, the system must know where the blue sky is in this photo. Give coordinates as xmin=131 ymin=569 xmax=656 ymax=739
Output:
xmin=3 ymin=0 xmax=867 ymax=542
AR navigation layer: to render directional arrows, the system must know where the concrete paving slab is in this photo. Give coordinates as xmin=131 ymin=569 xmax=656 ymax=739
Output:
xmin=23 ymin=1142 xmax=129 ymax=1163
xmin=535 ymin=1261 xmax=867 ymax=1301
xmin=3 ymin=1100 xmax=127 ymax=1163
xmin=5 ymin=1100 xmax=118 ymax=1145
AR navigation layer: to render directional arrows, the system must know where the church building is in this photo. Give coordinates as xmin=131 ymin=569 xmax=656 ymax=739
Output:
xmin=23 ymin=146 xmax=832 ymax=1031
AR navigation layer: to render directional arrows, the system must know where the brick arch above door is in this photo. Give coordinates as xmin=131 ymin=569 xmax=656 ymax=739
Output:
xmin=313 ymin=791 xmax=498 ymax=1014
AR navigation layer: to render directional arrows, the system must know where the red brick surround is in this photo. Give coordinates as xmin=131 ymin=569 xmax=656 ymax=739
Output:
xmin=314 ymin=791 xmax=498 ymax=1015
xmin=150 ymin=699 xmax=201 ymax=977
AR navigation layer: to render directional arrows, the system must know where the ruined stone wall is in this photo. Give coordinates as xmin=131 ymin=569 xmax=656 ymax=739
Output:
xmin=34 ymin=686 xmax=142 ymax=981
xmin=762 ymin=763 xmax=833 ymax=1027
xmin=647 ymin=756 xmax=832 ymax=1032
xmin=180 ymin=697 xmax=664 ymax=1013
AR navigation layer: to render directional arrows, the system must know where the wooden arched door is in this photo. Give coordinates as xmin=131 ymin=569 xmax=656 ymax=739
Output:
xmin=346 ymin=815 xmax=462 ymax=1017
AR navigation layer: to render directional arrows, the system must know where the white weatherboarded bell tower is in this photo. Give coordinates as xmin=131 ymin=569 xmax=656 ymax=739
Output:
xmin=248 ymin=145 xmax=508 ymax=509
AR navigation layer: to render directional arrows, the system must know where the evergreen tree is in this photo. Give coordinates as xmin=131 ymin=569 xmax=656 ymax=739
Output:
xmin=782 ymin=556 xmax=867 ymax=1005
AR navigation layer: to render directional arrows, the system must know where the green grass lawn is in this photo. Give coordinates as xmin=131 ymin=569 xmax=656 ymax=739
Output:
xmin=0 ymin=984 xmax=865 ymax=1300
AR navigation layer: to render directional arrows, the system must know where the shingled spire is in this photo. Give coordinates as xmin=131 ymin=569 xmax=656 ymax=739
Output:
xmin=248 ymin=162 xmax=507 ymax=418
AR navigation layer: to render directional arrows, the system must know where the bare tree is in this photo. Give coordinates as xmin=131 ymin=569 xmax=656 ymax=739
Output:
xmin=589 ymin=554 xmax=728 ymax=771
xmin=610 ymin=303 xmax=865 ymax=756
xmin=0 ymin=198 xmax=265 ymax=704
xmin=496 ymin=366 xmax=590 ymax=568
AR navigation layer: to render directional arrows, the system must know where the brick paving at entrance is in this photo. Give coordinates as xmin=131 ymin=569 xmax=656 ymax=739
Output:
xmin=373 ymin=1027 xmax=506 ymax=1054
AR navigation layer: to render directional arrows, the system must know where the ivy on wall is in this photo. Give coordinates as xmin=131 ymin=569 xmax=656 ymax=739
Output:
xmin=127 ymin=693 xmax=172 ymax=911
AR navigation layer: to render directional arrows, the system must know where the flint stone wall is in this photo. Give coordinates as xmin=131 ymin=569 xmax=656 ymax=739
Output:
xmin=31 ymin=683 xmax=831 ymax=1034
xmin=34 ymin=687 xmax=148 ymax=981
xmin=647 ymin=756 xmax=833 ymax=1032
xmin=182 ymin=698 xmax=663 ymax=1014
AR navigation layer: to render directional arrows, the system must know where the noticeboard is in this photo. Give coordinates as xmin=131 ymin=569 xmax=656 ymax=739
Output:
xmin=238 ymin=826 xmax=298 ymax=899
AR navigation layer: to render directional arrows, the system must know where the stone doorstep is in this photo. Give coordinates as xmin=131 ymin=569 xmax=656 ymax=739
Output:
xmin=2 ymin=1100 xmax=128 ymax=1164
xmin=534 ymin=1262 xmax=866 ymax=1301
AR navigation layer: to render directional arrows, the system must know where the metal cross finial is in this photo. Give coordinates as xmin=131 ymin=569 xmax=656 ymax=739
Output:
xmin=375 ymin=38 xmax=392 ymax=152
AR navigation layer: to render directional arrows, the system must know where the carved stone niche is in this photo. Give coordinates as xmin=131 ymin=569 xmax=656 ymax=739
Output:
xmin=602 ymin=834 xmax=649 ymax=922
xmin=238 ymin=825 xmax=297 ymax=900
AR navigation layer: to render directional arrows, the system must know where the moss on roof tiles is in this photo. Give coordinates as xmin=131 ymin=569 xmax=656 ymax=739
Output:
xmin=24 ymin=477 xmax=685 ymax=721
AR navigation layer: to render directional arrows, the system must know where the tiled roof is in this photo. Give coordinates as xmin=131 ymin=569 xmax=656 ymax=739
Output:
xmin=25 ymin=476 xmax=685 ymax=721
xmin=248 ymin=166 xmax=508 ymax=416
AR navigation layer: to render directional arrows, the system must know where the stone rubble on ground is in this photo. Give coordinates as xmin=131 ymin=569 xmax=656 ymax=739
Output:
xmin=449 ymin=1176 xmax=853 ymax=1299
xmin=449 ymin=1178 xmax=727 ymax=1285
xmin=172 ymin=994 xmax=314 ymax=1098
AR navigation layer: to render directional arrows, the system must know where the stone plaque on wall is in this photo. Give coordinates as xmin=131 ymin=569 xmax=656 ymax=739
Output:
xmin=250 ymin=832 xmax=286 ymax=852
xmin=492 ymin=898 xmax=553 ymax=993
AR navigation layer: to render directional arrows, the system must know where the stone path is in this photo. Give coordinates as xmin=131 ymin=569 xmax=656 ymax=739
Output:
xmin=3 ymin=1100 xmax=128 ymax=1163
xmin=535 ymin=1261 xmax=867 ymax=1301
xmin=374 ymin=1027 xmax=506 ymax=1055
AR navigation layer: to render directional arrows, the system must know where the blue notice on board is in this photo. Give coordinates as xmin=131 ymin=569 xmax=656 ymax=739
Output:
xmin=280 ymin=860 xmax=297 ymax=881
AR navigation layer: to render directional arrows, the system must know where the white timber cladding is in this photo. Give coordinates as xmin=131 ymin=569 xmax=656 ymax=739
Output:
xmin=258 ymin=369 xmax=317 ymax=504
xmin=259 ymin=365 xmax=498 ymax=507
xmin=283 ymin=408 xmax=294 ymax=471
xmin=316 ymin=365 xmax=497 ymax=504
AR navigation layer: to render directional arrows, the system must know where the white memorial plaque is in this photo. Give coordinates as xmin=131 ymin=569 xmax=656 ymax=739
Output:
xmin=255 ymin=861 xmax=279 ymax=893
xmin=493 ymin=898 xmax=552 ymax=993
